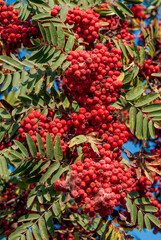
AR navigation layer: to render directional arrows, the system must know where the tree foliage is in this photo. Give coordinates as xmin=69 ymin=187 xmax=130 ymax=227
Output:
xmin=0 ymin=0 xmax=161 ymax=239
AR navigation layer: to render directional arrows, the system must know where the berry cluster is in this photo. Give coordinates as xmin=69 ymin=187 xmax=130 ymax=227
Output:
xmin=65 ymin=4 xmax=135 ymax=49
xmin=64 ymin=43 xmax=123 ymax=109
xmin=55 ymin=157 xmax=135 ymax=217
xmin=0 ymin=182 xmax=32 ymax=238
xmin=0 ymin=139 xmax=12 ymax=150
xmin=18 ymin=109 xmax=69 ymax=152
xmin=139 ymin=59 xmax=160 ymax=80
xmin=66 ymin=6 xmax=101 ymax=47
xmin=0 ymin=2 xmax=40 ymax=54
xmin=121 ymin=170 xmax=161 ymax=232
xmin=131 ymin=4 xmax=146 ymax=19
xmin=54 ymin=44 xmax=134 ymax=217
xmin=51 ymin=5 xmax=60 ymax=16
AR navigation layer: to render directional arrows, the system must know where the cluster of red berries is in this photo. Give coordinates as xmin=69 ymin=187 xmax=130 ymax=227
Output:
xmin=0 ymin=139 xmax=12 ymax=150
xmin=99 ymin=3 xmax=135 ymax=40
xmin=65 ymin=4 xmax=135 ymax=50
xmin=18 ymin=105 xmax=128 ymax=155
xmin=0 ymin=182 xmax=32 ymax=238
xmin=51 ymin=5 xmax=60 ymax=16
xmin=139 ymin=59 xmax=160 ymax=80
xmin=118 ymin=145 xmax=161 ymax=233
xmin=64 ymin=43 xmax=123 ymax=109
xmin=18 ymin=109 xmax=69 ymax=152
xmin=55 ymin=157 xmax=136 ymax=217
xmin=0 ymin=2 xmax=40 ymax=54
xmin=53 ymin=43 xmax=134 ymax=217
xmin=66 ymin=6 xmax=101 ymax=46
xmin=58 ymin=232 xmax=74 ymax=240
xmin=131 ymin=4 xmax=146 ymax=19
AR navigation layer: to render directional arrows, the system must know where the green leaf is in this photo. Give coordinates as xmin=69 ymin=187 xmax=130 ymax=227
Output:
xmin=135 ymin=93 xmax=159 ymax=107
xmin=131 ymin=204 xmax=137 ymax=225
xmin=52 ymin=54 xmax=67 ymax=71
xmin=60 ymin=5 xmax=69 ymax=22
xmin=126 ymin=86 xmax=144 ymax=101
xmin=11 ymin=161 xmax=31 ymax=176
xmin=0 ymin=108 xmax=11 ymax=120
xmin=129 ymin=106 xmax=137 ymax=134
xmin=135 ymin=197 xmax=151 ymax=205
xmin=9 ymin=149 xmax=23 ymax=159
xmin=146 ymin=214 xmax=161 ymax=227
xmin=46 ymin=133 xmax=54 ymax=160
xmin=65 ymin=35 xmax=75 ymax=53
xmin=29 ymin=0 xmax=50 ymax=11
xmin=30 ymin=160 xmax=50 ymax=176
xmin=144 ymin=214 xmax=151 ymax=231
xmin=69 ymin=135 xmax=87 ymax=148
xmin=81 ymin=0 xmax=89 ymax=10
xmin=138 ymin=210 xmax=143 ymax=231
xmin=132 ymin=65 xmax=139 ymax=79
xmin=13 ymin=72 xmax=21 ymax=89
xmin=125 ymin=198 xmax=133 ymax=212
xmin=148 ymin=110 xmax=161 ymax=117
xmin=54 ymin=135 xmax=63 ymax=161
xmin=36 ymin=133 xmax=45 ymax=158
xmin=140 ymin=47 xmax=145 ymax=66
xmin=51 ymin=166 xmax=69 ymax=183
xmin=1 ymin=74 xmax=12 ymax=91
xmin=119 ymin=42 xmax=129 ymax=60
xmin=32 ymin=224 xmax=43 ymax=240
xmin=107 ymin=3 xmax=125 ymax=20
xmin=32 ymin=13 xmax=51 ymax=20
xmin=136 ymin=112 xmax=143 ymax=139
xmin=9 ymin=222 xmax=32 ymax=240
xmin=143 ymin=117 xmax=149 ymax=140
xmin=26 ymin=134 xmax=37 ymax=158
xmin=38 ymin=217 xmax=48 ymax=240
xmin=21 ymin=235 xmax=26 ymax=240
xmin=13 ymin=140 xmax=29 ymax=158
xmin=40 ymin=161 xmax=60 ymax=183
xmin=49 ymin=22 xmax=57 ymax=46
xmin=151 ymin=73 xmax=161 ymax=77
xmin=125 ymin=44 xmax=135 ymax=58
xmin=45 ymin=210 xmax=55 ymax=237
xmin=45 ymin=27 xmax=51 ymax=44
xmin=152 ymin=116 xmax=161 ymax=121
xmin=132 ymin=43 xmax=140 ymax=61
xmin=128 ymin=191 xmax=140 ymax=199
xmin=149 ymin=120 xmax=155 ymax=139
xmin=26 ymin=230 xmax=34 ymax=240
xmin=38 ymin=23 xmax=46 ymax=42
xmin=124 ymin=0 xmax=143 ymax=4
xmin=18 ymin=214 xmax=40 ymax=222
xmin=141 ymin=205 xmax=158 ymax=212
xmin=0 ymin=71 xmax=4 ymax=84
xmin=60 ymin=92 xmax=70 ymax=109
xmin=42 ymin=185 xmax=51 ymax=202
xmin=148 ymin=166 xmax=161 ymax=176
xmin=57 ymin=26 xmax=65 ymax=49
xmin=0 ymin=56 xmax=23 ymax=69
xmin=115 ymin=2 xmax=134 ymax=17
xmin=90 ymin=142 xmax=99 ymax=155
xmin=52 ymin=202 xmax=61 ymax=219
xmin=0 ymin=156 xmax=8 ymax=178
xmin=143 ymin=103 xmax=161 ymax=112
xmin=144 ymin=167 xmax=154 ymax=183
xmin=72 ymin=101 xmax=79 ymax=113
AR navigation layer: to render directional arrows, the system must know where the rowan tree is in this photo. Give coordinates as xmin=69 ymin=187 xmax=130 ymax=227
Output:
xmin=0 ymin=0 xmax=161 ymax=240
